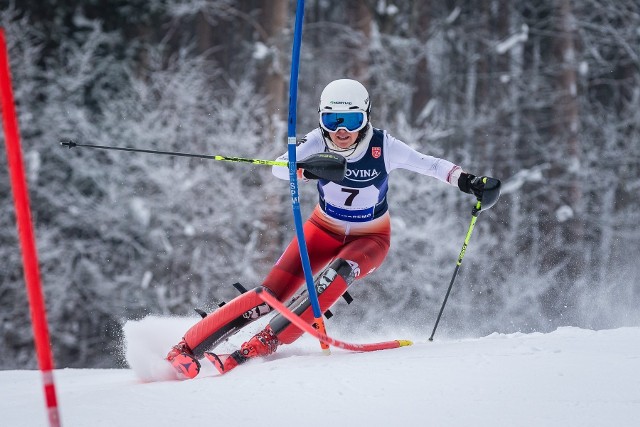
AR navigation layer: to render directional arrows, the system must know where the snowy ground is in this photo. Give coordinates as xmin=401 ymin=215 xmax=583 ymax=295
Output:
xmin=2 ymin=319 xmax=639 ymax=427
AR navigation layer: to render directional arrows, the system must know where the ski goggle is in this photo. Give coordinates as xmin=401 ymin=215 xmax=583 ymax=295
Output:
xmin=320 ymin=111 xmax=367 ymax=132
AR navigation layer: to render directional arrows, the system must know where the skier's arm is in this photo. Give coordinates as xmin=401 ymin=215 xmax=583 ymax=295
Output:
xmin=272 ymin=129 xmax=325 ymax=180
xmin=384 ymin=132 xmax=463 ymax=186
xmin=384 ymin=133 xmax=495 ymax=198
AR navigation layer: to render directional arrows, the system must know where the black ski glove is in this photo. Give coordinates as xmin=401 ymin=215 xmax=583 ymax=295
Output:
xmin=458 ymin=172 xmax=486 ymax=199
xmin=296 ymin=168 xmax=320 ymax=180
xmin=301 ymin=169 xmax=321 ymax=180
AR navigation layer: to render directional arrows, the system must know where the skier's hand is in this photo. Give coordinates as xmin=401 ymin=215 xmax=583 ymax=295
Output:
xmin=297 ymin=168 xmax=320 ymax=180
xmin=458 ymin=173 xmax=487 ymax=199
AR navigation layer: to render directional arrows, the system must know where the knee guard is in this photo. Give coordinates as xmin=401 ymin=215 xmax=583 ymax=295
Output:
xmin=269 ymin=258 xmax=356 ymax=345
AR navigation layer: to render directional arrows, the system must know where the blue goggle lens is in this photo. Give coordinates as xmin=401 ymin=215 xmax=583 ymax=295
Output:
xmin=320 ymin=112 xmax=366 ymax=132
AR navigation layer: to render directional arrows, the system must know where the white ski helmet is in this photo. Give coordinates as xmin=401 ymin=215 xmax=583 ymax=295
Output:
xmin=318 ymin=79 xmax=371 ymax=133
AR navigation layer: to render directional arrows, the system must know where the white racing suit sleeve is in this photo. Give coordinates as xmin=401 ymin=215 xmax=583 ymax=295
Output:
xmin=272 ymin=128 xmax=326 ymax=180
xmin=384 ymin=132 xmax=462 ymax=185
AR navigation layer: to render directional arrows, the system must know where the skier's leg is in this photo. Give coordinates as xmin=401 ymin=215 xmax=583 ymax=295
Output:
xmin=166 ymin=286 xmax=274 ymax=378
xmin=215 ymin=233 xmax=391 ymax=374
xmin=271 ymin=233 xmax=391 ymax=345
xmin=226 ymin=258 xmax=357 ymax=364
xmin=261 ymin=215 xmax=342 ymax=302
xmin=168 ymin=215 xmax=340 ymax=378
xmin=182 ymin=287 xmax=273 ymax=357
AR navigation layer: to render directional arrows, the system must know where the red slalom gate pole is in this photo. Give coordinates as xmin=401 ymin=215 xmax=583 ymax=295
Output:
xmin=0 ymin=28 xmax=61 ymax=427
xmin=257 ymin=289 xmax=413 ymax=352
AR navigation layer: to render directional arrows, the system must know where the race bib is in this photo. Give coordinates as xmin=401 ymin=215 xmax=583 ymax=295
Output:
xmin=320 ymin=182 xmax=381 ymax=222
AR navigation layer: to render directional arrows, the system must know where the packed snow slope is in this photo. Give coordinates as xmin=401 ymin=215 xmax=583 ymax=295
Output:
xmin=2 ymin=318 xmax=639 ymax=427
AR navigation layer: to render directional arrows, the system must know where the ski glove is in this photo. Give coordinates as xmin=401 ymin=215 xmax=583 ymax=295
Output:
xmin=458 ymin=172 xmax=487 ymax=199
xmin=297 ymin=168 xmax=320 ymax=180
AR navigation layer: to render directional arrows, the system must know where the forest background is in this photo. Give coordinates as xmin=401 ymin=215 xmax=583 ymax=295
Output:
xmin=0 ymin=0 xmax=638 ymax=369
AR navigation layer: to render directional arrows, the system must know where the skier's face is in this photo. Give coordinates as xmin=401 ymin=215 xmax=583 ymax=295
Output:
xmin=328 ymin=129 xmax=359 ymax=149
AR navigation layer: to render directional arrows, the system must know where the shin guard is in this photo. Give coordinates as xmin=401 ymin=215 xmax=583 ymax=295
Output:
xmin=183 ymin=287 xmax=272 ymax=358
xmin=269 ymin=258 xmax=355 ymax=345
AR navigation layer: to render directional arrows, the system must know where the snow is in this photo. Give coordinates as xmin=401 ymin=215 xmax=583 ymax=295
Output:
xmin=253 ymin=42 xmax=270 ymax=60
xmin=579 ymin=60 xmax=589 ymax=76
xmin=556 ymin=205 xmax=574 ymax=222
xmin=500 ymin=165 xmax=545 ymax=194
xmin=496 ymin=25 xmax=529 ymax=55
xmin=2 ymin=322 xmax=639 ymax=427
xmin=446 ymin=7 xmax=461 ymax=24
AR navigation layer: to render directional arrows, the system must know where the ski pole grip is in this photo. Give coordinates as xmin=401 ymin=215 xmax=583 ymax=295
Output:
xmin=296 ymin=152 xmax=347 ymax=182
xmin=478 ymin=177 xmax=501 ymax=211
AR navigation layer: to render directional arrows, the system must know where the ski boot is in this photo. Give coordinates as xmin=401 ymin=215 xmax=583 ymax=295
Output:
xmin=205 ymin=325 xmax=279 ymax=375
xmin=166 ymin=340 xmax=201 ymax=379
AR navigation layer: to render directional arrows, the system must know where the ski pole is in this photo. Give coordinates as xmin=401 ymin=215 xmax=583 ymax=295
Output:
xmin=60 ymin=138 xmax=346 ymax=181
xmin=429 ymin=177 xmax=501 ymax=341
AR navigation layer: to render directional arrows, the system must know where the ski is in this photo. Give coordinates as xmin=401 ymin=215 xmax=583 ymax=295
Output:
xmin=256 ymin=288 xmax=413 ymax=352
xmin=204 ymin=352 xmax=241 ymax=375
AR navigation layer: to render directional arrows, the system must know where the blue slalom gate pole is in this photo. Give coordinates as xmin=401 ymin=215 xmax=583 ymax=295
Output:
xmin=286 ymin=0 xmax=330 ymax=351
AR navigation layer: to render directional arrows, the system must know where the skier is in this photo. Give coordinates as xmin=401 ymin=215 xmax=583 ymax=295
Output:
xmin=166 ymin=78 xmax=495 ymax=378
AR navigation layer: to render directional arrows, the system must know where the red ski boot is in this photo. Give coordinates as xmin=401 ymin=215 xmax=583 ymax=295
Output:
xmin=166 ymin=340 xmax=201 ymax=379
xmin=204 ymin=352 xmax=243 ymax=374
xmin=205 ymin=326 xmax=279 ymax=375
xmin=240 ymin=325 xmax=280 ymax=358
